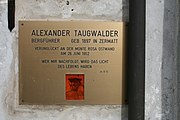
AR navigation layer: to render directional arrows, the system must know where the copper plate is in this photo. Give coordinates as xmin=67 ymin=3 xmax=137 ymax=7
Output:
xmin=19 ymin=21 xmax=126 ymax=105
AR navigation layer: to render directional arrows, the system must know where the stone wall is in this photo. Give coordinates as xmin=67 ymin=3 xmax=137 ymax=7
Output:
xmin=1 ymin=0 xmax=179 ymax=120
xmin=0 ymin=0 xmax=128 ymax=120
xmin=145 ymin=0 xmax=179 ymax=120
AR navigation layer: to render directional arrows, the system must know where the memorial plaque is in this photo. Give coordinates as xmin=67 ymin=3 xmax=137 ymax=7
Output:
xmin=19 ymin=21 xmax=125 ymax=105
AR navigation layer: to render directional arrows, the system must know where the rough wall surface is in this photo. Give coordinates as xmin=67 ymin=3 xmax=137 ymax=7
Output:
xmin=0 ymin=0 xmax=128 ymax=120
xmin=161 ymin=0 xmax=179 ymax=119
xmin=146 ymin=0 xmax=179 ymax=120
xmin=178 ymin=1 xmax=180 ymax=119
xmin=145 ymin=0 xmax=164 ymax=119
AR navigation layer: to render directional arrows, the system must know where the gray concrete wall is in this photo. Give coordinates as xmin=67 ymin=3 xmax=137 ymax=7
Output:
xmin=0 ymin=0 xmax=128 ymax=120
xmin=146 ymin=0 xmax=179 ymax=120
xmin=161 ymin=0 xmax=179 ymax=119
xmin=145 ymin=0 xmax=164 ymax=118
xmin=178 ymin=1 xmax=180 ymax=119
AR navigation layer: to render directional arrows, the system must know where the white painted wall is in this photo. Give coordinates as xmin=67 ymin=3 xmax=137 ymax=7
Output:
xmin=0 ymin=0 xmax=128 ymax=120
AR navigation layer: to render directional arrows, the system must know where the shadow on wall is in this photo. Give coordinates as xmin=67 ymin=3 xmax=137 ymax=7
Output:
xmin=177 ymin=0 xmax=180 ymax=119
xmin=161 ymin=0 xmax=179 ymax=120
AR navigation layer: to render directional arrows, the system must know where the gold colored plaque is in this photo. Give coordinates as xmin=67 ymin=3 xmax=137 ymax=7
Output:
xmin=19 ymin=21 xmax=125 ymax=105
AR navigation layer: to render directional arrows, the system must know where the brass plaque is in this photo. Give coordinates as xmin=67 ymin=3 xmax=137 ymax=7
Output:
xmin=19 ymin=21 xmax=125 ymax=105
